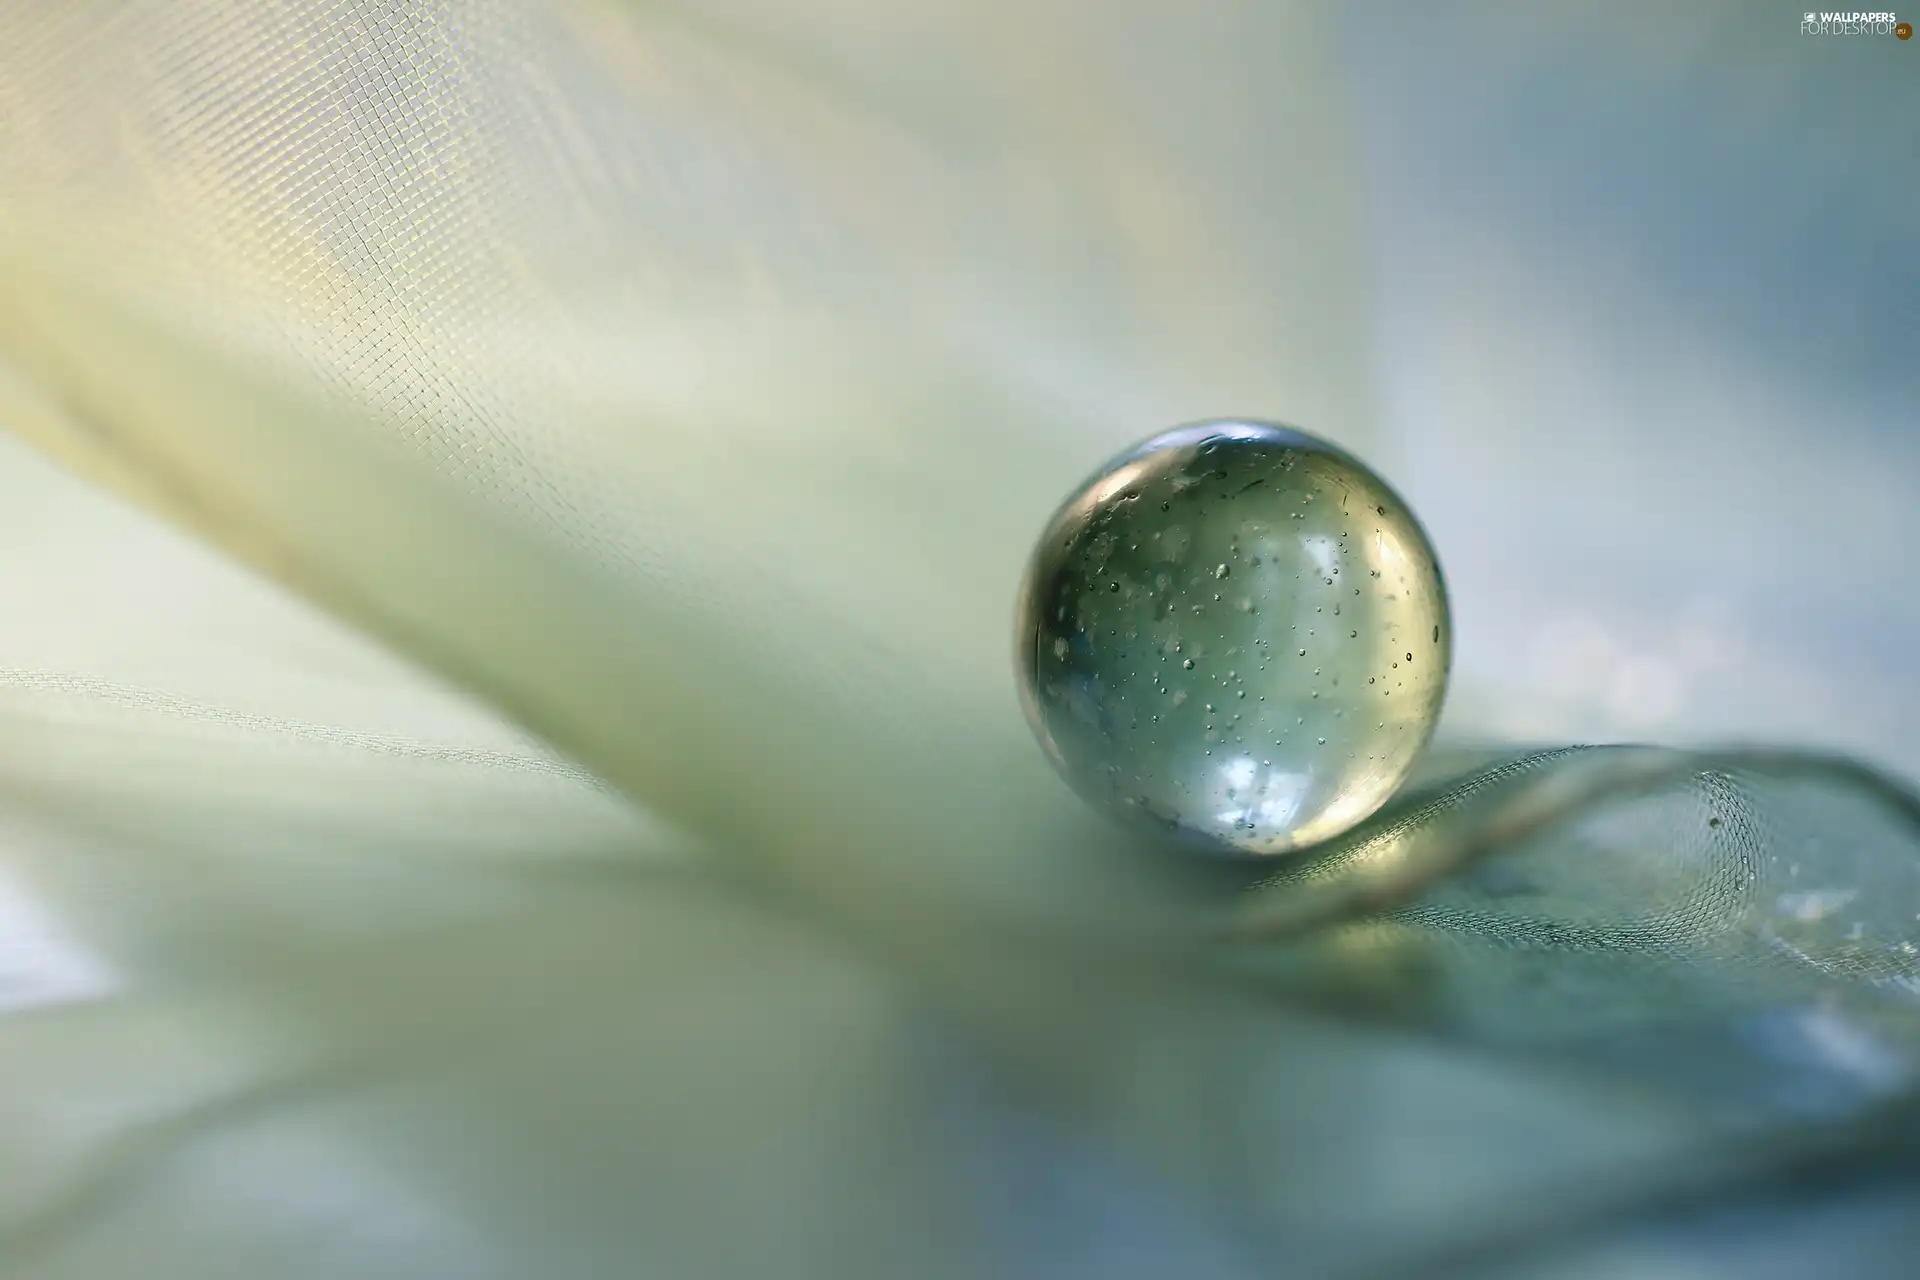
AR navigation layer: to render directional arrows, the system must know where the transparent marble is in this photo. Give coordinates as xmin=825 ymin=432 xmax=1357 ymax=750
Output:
xmin=1015 ymin=421 xmax=1451 ymax=856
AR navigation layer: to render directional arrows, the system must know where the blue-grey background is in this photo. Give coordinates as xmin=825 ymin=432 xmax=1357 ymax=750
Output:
xmin=1347 ymin=2 xmax=1918 ymax=777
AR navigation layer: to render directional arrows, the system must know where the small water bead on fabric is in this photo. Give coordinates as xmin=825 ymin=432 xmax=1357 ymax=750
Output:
xmin=1014 ymin=420 xmax=1451 ymax=857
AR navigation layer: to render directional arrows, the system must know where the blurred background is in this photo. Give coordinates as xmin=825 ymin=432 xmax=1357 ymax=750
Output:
xmin=8 ymin=1 xmax=1911 ymax=773
xmin=1349 ymin=3 xmax=1919 ymax=774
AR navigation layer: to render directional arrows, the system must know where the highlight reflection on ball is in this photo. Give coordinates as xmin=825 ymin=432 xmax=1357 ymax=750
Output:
xmin=1015 ymin=421 xmax=1451 ymax=856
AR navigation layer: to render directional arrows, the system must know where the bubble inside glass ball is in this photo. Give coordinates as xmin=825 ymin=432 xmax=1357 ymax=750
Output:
xmin=1015 ymin=420 xmax=1451 ymax=856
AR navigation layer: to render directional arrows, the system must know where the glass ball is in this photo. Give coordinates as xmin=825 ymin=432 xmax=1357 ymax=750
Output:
xmin=1015 ymin=421 xmax=1451 ymax=856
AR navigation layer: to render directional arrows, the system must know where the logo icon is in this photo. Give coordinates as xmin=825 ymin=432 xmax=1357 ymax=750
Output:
xmin=1803 ymin=11 xmax=1819 ymax=30
xmin=1899 ymin=20 xmax=1913 ymax=36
